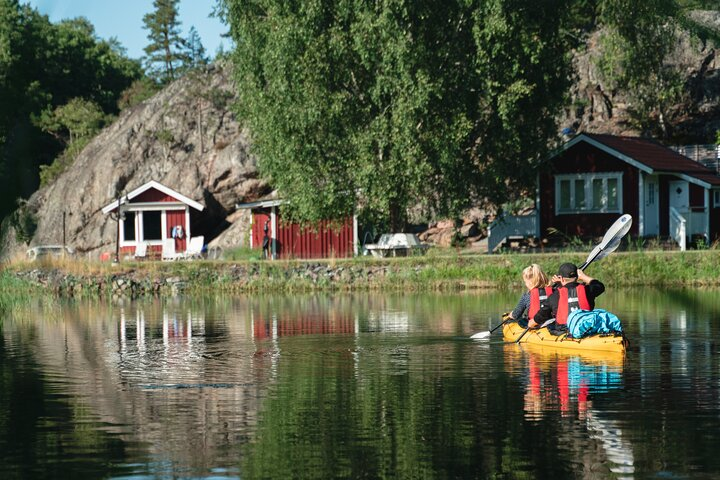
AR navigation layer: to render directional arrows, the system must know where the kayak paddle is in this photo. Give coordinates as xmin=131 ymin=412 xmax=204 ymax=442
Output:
xmin=470 ymin=314 xmax=512 ymax=339
xmin=513 ymin=213 xmax=632 ymax=344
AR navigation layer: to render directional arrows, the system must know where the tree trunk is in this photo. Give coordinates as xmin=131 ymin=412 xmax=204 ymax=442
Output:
xmin=388 ymin=199 xmax=405 ymax=233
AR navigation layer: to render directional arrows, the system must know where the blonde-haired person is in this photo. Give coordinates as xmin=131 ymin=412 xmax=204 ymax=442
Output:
xmin=507 ymin=264 xmax=553 ymax=327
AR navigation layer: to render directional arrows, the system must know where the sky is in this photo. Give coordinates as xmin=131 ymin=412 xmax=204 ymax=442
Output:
xmin=25 ymin=0 xmax=229 ymax=60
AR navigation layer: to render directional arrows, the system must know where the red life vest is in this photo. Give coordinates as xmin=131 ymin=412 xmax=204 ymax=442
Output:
xmin=528 ymin=287 xmax=554 ymax=319
xmin=556 ymin=284 xmax=591 ymax=325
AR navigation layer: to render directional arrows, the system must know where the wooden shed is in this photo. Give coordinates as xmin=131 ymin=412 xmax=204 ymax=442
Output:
xmin=236 ymin=199 xmax=358 ymax=259
xmin=102 ymin=180 xmax=205 ymax=257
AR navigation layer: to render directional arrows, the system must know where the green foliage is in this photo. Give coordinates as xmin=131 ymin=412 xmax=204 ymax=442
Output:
xmin=142 ymin=0 xmax=190 ymax=83
xmin=9 ymin=199 xmax=37 ymax=245
xmin=118 ymin=77 xmax=161 ymax=110
xmin=206 ymin=87 xmax=234 ymax=110
xmin=595 ymin=0 xmax=717 ymax=138
xmin=154 ymin=128 xmax=175 ymax=145
xmin=221 ymin=0 xmax=574 ymax=231
xmin=0 ymin=0 xmax=141 ymax=219
xmin=223 ymin=246 xmax=262 ymax=261
xmin=0 ymin=270 xmax=50 ymax=313
xmin=35 ymin=98 xmax=109 ymax=144
xmin=34 ymin=98 xmax=111 ymax=185
xmin=186 ymin=26 xmax=209 ymax=69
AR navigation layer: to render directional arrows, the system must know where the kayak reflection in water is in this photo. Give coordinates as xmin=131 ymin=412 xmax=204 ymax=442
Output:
xmin=509 ymin=345 xmax=634 ymax=478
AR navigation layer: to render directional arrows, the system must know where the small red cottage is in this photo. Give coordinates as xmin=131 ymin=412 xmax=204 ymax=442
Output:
xmin=236 ymin=199 xmax=358 ymax=259
xmin=102 ymin=180 xmax=205 ymax=257
xmin=488 ymin=134 xmax=720 ymax=251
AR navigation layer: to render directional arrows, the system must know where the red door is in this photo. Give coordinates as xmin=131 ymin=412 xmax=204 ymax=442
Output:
xmin=252 ymin=212 xmax=271 ymax=250
xmin=166 ymin=210 xmax=187 ymax=252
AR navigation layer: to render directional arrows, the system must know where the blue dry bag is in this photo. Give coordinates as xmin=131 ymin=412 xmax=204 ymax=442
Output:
xmin=566 ymin=308 xmax=623 ymax=339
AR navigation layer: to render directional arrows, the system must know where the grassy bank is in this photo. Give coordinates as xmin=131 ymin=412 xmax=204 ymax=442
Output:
xmin=3 ymin=249 xmax=720 ymax=297
xmin=0 ymin=270 xmax=55 ymax=315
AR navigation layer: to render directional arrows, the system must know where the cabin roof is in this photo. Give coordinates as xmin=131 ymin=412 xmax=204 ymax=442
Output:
xmin=561 ymin=134 xmax=720 ymax=188
xmin=101 ymin=180 xmax=205 ymax=214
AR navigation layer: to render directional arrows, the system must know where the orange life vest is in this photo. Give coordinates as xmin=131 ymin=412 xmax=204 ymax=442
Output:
xmin=556 ymin=284 xmax=591 ymax=325
xmin=528 ymin=287 xmax=554 ymax=319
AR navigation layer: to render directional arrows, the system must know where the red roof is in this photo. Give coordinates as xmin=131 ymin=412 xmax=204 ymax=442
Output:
xmin=582 ymin=134 xmax=720 ymax=186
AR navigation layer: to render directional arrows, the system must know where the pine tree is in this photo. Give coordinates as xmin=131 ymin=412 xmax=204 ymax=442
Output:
xmin=186 ymin=26 xmax=208 ymax=69
xmin=142 ymin=0 xmax=189 ymax=83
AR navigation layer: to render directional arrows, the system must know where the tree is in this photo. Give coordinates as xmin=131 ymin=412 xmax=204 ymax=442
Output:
xmin=34 ymin=98 xmax=110 ymax=185
xmin=142 ymin=0 xmax=190 ymax=83
xmin=221 ymin=0 xmax=574 ymax=230
xmin=186 ymin=26 xmax=208 ymax=69
xmin=595 ymin=0 xmax=682 ymax=138
xmin=0 ymin=1 xmax=141 ymax=222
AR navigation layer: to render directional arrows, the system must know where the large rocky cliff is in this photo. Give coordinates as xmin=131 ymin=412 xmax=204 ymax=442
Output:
xmin=2 ymin=62 xmax=269 ymax=259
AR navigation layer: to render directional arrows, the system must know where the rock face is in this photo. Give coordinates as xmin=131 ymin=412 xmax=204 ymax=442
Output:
xmin=561 ymin=17 xmax=720 ymax=141
xmin=2 ymin=62 xmax=269 ymax=259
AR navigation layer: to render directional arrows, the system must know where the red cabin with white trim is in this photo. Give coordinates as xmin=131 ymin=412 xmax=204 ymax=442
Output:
xmin=102 ymin=180 xmax=205 ymax=257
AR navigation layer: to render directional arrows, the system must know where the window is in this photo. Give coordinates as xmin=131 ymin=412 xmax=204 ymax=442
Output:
xmin=143 ymin=211 xmax=162 ymax=240
xmin=122 ymin=212 xmax=136 ymax=241
xmin=714 ymin=190 xmax=720 ymax=208
xmin=555 ymin=173 xmax=623 ymax=214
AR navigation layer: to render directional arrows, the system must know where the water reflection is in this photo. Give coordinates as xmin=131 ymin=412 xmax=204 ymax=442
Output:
xmin=505 ymin=343 xmax=634 ymax=478
xmin=3 ymin=289 xmax=720 ymax=478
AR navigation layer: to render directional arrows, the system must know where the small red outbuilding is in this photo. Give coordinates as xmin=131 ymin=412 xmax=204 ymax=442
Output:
xmin=236 ymin=199 xmax=358 ymax=259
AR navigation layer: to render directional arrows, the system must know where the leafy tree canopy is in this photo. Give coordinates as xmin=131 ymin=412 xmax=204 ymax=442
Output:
xmin=221 ymin=0 xmax=575 ymax=230
xmin=0 ymin=0 xmax=141 ymax=220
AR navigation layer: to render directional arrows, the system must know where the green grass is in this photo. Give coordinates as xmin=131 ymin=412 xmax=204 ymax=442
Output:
xmin=4 ymin=249 xmax=720 ymax=297
xmin=222 ymin=246 xmax=264 ymax=261
xmin=0 ymin=270 xmax=55 ymax=315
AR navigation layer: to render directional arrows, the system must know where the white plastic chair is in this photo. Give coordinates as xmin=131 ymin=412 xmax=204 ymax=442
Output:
xmin=162 ymin=238 xmax=180 ymax=261
xmin=183 ymin=236 xmax=204 ymax=260
xmin=134 ymin=242 xmax=148 ymax=260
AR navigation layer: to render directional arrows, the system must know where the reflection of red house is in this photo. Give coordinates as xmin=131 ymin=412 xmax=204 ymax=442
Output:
xmin=252 ymin=312 xmax=357 ymax=339
xmin=236 ymin=199 xmax=357 ymax=259
xmin=102 ymin=180 xmax=205 ymax=256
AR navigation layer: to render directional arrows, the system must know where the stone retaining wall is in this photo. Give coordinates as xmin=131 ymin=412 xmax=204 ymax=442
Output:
xmin=11 ymin=263 xmax=405 ymax=299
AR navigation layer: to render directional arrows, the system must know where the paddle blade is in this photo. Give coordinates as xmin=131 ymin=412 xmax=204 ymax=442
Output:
xmin=581 ymin=214 xmax=633 ymax=269
xmin=470 ymin=331 xmax=491 ymax=340
xmin=601 ymin=214 xmax=632 ymax=247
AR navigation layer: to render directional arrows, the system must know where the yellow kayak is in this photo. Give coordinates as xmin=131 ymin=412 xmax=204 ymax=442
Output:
xmin=502 ymin=321 xmax=627 ymax=353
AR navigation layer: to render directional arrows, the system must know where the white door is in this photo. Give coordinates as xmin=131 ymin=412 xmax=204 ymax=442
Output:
xmin=644 ymin=175 xmax=659 ymax=236
xmin=669 ymin=180 xmax=689 ymax=213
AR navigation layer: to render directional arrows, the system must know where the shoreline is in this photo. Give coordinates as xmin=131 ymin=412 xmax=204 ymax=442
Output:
xmin=2 ymin=249 xmax=720 ymax=300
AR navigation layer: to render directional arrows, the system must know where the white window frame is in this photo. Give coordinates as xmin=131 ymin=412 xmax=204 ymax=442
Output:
xmin=118 ymin=205 xmax=186 ymax=247
xmin=714 ymin=189 xmax=720 ymax=208
xmin=555 ymin=172 xmax=623 ymax=215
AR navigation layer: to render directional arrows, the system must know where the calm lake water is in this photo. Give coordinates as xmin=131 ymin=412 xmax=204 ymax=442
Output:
xmin=2 ymin=289 xmax=720 ymax=479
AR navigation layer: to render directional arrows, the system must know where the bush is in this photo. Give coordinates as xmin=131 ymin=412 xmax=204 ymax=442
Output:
xmin=10 ymin=200 xmax=38 ymax=245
